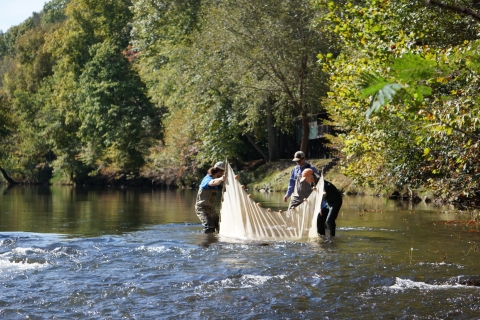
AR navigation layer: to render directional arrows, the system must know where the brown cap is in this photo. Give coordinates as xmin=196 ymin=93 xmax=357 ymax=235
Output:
xmin=292 ymin=151 xmax=305 ymax=162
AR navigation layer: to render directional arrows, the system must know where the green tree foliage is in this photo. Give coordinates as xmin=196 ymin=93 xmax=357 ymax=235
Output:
xmin=0 ymin=95 xmax=14 ymax=182
xmin=41 ymin=0 xmax=162 ymax=183
xmin=0 ymin=17 xmax=57 ymax=183
xmin=316 ymin=0 xmax=480 ymax=202
xmin=0 ymin=0 xmax=72 ymax=183
xmin=0 ymin=0 xmax=163 ymax=184
xmin=76 ymin=40 xmax=162 ymax=175
xmin=130 ymin=0 xmax=202 ymax=185
xmin=186 ymin=0 xmax=335 ymax=163
xmin=130 ymin=0 xmax=201 ymax=105
xmin=41 ymin=0 xmax=71 ymax=25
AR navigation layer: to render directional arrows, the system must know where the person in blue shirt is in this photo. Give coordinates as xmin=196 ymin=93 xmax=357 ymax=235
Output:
xmin=283 ymin=151 xmax=318 ymax=204
xmin=195 ymin=161 xmax=226 ymax=233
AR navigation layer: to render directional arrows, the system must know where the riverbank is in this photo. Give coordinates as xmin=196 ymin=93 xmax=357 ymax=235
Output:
xmin=0 ymin=158 xmax=432 ymax=201
xmin=0 ymin=158 xmax=466 ymax=207
xmin=239 ymin=158 xmax=441 ymax=204
xmin=239 ymin=158 xmax=347 ymax=192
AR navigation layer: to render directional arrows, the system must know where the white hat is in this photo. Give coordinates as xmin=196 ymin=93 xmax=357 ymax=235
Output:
xmin=214 ymin=161 xmax=225 ymax=170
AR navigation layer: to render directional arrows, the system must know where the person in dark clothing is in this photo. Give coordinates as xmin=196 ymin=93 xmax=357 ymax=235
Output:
xmin=317 ymin=180 xmax=342 ymax=237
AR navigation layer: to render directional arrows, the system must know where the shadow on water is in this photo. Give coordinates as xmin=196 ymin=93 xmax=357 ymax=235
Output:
xmin=197 ymin=233 xmax=220 ymax=248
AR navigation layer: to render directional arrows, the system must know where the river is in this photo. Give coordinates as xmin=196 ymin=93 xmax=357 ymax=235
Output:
xmin=0 ymin=185 xmax=479 ymax=319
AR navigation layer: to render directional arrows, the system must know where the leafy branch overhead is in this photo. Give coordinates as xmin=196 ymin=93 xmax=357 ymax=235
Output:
xmin=359 ymin=53 xmax=439 ymax=118
xmin=358 ymin=73 xmax=403 ymax=118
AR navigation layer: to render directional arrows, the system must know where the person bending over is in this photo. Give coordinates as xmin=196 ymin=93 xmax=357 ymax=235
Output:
xmin=317 ymin=180 xmax=342 ymax=237
xmin=288 ymin=168 xmax=318 ymax=209
xmin=195 ymin=161 xmax=226 ymax=233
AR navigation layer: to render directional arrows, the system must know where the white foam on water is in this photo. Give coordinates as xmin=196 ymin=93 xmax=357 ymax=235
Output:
xmin=340 ymin=227 xmax=398 ymax=232
xmin=417 ymin=261 xmax=464 ymax=269
xmin=135 ymin=245 xmax=167 ymax=253
xmin=189 ymin=274 xmax=289 ymax=295
xmin=0 ymin=257 xmax=47 ymax=273
xmin=386 ymin=277 xmax=479 ymax=291
xmin=11 ymin=247 xmax=47 ymax=255
xmin=217 ymin=274 xmax=287 ymax=289
xmin=239 ymin=274 xmax=286 ymax=287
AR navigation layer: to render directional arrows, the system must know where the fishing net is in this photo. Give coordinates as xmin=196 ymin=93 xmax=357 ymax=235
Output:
xmin=219 ymin=160 xmax=324 ymax=240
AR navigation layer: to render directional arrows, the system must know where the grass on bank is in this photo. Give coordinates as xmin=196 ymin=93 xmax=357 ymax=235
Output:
xmin=238 ymin=158 xmax=420 ymax=198
xmin=239 ymin=158 xmax=355 ymax=193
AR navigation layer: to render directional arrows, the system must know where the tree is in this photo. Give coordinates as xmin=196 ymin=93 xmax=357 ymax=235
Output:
xmin=0 ymin=95 xmax=15 ymax=183
xmin=42 ymin=0 xmax=163 ymax=183
xmin=76 ymin=40 xmax=162 ymax=175
xmin=130 ymin=0 xmax=203 ymax=184
xmin=316 ymin=0 xmax=480 ymax=202
xmin=0 ymin=20 xmax=56 ymax=183
xmin=192 ymin=0 xmax=335 ymax=157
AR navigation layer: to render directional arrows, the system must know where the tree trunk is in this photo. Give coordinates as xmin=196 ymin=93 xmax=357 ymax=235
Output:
xmin=299 ymin=113 xmax=310 ymax=153
xmin=266 ymin=102 xmax=278 ymax=162
xmin=0 ymin=167 xmax=17 ymax=185
xmin=245 ymin=133 xmax=268 ymax=163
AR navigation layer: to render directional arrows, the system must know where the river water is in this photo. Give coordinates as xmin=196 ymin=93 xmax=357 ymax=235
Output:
xmin=0 ymin=185 xmax=479 ymax=319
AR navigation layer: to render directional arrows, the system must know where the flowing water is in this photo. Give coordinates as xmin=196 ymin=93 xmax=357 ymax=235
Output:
xmin=0 ymin=185 xmax=479 ymax=319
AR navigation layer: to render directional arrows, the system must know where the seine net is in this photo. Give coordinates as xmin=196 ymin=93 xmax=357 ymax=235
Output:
xmin=219 ymin=160 xmax=324 ymax=240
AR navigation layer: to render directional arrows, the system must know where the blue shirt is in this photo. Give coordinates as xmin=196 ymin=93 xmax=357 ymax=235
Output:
xmin=285 ymin=162 xmax=318 ymax=198
xmin=200 ymin=175 xmax=220 ymax=190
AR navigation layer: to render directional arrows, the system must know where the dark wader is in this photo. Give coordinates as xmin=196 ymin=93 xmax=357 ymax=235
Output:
xmin=195 ymin=187 xmax=220 ymax=233
xmin=317 ymin=197 xmax=342 ymax=237
xmin=317 ymin=180 xmax=342 ymax=237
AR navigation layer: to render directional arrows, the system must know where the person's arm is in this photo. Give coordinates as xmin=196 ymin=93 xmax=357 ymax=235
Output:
xmin=208 ymin=175 xmax=225 ymax=187
xmin=283 ymin=169 xmax=296 ymax=202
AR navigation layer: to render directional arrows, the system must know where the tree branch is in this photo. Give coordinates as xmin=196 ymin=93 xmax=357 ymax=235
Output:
xmin=245 ymin=133 xmax=269 ymax=162
xmin=425 ymin=0 xmax=480 ymax=22
xmin=0 ymin=167 xmax=17 ymax=185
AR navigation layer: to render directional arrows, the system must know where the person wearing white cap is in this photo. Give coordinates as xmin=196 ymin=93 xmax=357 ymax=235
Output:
xmin=195 ymin=161 xmax=226 ymax=233
xmin=283 ymin=151 xmax=318 ymax=203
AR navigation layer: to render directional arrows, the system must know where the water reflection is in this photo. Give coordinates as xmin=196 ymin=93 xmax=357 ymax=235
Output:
xmin=0 ymin=185 xmax=470 ymax=237
xmin=0 ymin=185 xmax=198 ymax=236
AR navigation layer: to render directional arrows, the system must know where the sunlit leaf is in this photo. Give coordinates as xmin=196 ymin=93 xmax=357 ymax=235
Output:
xmin=365 ymin=83 xmax=403 ymax=118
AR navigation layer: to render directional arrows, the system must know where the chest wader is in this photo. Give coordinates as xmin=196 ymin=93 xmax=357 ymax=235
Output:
xmin=195 ymin=188 xmax=220 ymax=233
xmin=288 ymin=176 xmax=314 ymax=210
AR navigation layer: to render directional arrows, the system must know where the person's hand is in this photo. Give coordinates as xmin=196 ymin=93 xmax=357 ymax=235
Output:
xmin=283 ymin=195 xmax=288 ymax=203
xmin=217 ymin=175 xmax=226 ymax=185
